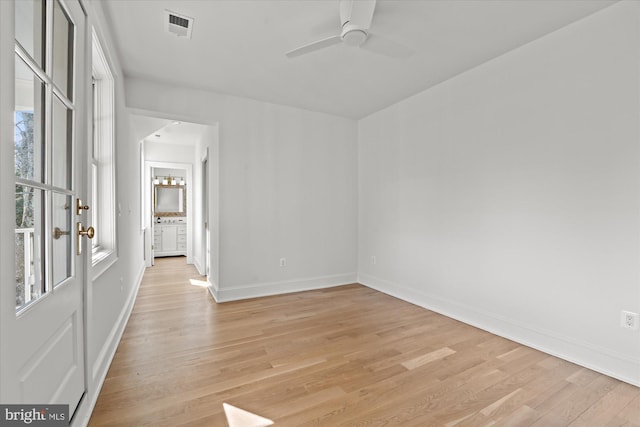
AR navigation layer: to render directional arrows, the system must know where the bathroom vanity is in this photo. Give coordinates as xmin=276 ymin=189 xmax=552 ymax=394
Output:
xmin=153 ymin=184 xmax=187 ymax=257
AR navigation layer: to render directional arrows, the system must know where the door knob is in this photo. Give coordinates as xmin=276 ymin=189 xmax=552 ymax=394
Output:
xmin=77 ymin=222 xmax=95 ymax=255
xmin=53 ymin=227 xmax=70 ymax=239
xmin=78 ymin=224 xmax=95 ymax=239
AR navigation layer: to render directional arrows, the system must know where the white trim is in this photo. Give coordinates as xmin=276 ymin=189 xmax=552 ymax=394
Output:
xmin=89 ymin=251 xmax=117 ymax=281
xmin=200 ymin=147 xmax=209 ymax=281
xmin=207 ymin=279 xmax=219 ymax=303
xmin=213 ymin=273 xmax=358 ymax=303
xmin=72 ymin=262 xmax=145 ymax=427
xmin=89 ymin=28 xmax=117 ymax=278
xmin=358 ymin=273 xmax=640 ymax=387
xmin=193 ymin=257 xmax=204 ymax=276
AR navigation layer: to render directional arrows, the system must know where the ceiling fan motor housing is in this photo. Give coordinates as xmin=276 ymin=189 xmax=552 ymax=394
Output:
xmin=341 ymin=23 xmax=368 ymax=46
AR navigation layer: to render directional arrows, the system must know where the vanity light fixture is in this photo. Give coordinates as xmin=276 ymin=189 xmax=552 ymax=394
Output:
xmin=154 ymin=175 xmax=184 ymax=186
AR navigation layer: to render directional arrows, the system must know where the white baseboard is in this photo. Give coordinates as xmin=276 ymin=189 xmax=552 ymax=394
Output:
xmin=213 ymin=273 xmax=358 ymax=303
xmin=207 ymin=278 xmax=219 ymax=303
xmin=358 ymin=273 xmax=640 ymax=387
xmin=73 ymin=262 xmax=146 ymax=427
xmin=193 ymin=257 xmax=204 ymax=276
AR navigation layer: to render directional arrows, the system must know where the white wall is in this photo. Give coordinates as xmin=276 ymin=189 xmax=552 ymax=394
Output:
xmin=146 ymin=141 xmax=196 ymax=164
xmin=217 ymin=97 xmax=358 ymax=299
xmin=192 ymin=124 xmax=220 ymax=281
xmin=126 ymin=81 xmax=358 ymax=301
xmin=358 ymin=1 xmax=640 ymax=385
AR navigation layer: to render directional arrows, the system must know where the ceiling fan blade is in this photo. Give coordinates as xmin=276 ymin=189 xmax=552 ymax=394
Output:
xmin=361 ymin=33 xmax=414 ymax=58
xmin=349 ymin=0 xmax=376 ymax=30
xmin=286 ymin=35 xmax=342 ymax=58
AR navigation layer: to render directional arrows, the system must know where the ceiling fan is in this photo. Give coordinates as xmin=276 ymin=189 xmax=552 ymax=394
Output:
xmin=286 ymin=0 xmax=414 ymax=59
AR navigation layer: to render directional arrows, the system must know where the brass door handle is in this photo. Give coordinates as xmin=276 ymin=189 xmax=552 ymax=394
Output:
xmin=53 ymin=227 xmax=70 ymax=239
xmin=76 ymin=198 xmax=90 ymax=216
xmin=78 ymin=223 xmax=95 ymax=239
xmin=77 ymin=222 xmax=95 ymax=255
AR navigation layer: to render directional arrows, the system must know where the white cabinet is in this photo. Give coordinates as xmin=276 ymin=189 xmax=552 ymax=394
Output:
xmin=154 ymin=223 xmax=186 ymax=257
xmin=177 ymin=225 xmax=187 ymax=251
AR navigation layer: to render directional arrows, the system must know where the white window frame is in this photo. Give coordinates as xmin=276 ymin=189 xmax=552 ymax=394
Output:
xmin=90 ymin=28 xmax=116 ymax=278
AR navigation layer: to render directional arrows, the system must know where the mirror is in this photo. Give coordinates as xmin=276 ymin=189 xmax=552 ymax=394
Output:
xmin=154 ymin=185 xmax=186 ymax=217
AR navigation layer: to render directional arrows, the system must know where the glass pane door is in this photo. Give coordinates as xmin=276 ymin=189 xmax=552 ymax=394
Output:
xmin=14 ymin=0 xmax=76 ymax=311
xmin=7 ymin=0 xmax=87 ymax=415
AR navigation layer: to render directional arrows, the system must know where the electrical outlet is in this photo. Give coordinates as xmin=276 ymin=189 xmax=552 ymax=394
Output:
xmin=279 ymin=258 xmax=286 ymax=267
xmin=371 ymin=256 xmax=376 ymax=265
xmin=621 ymin=310 xmax=639 ymax=330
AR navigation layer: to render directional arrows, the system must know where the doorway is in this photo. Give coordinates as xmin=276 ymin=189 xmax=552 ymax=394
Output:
xmin=151 ymin=166 xmax=188 ymax=261
xmin=132 ymin=114 xmax=218 ymax=290
xmin=145 ymin=161 xmax=193 ymax=266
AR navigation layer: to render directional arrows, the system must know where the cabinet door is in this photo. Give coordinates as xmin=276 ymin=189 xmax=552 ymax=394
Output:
xmin=162 ymin=226 xmax=178 ymax=251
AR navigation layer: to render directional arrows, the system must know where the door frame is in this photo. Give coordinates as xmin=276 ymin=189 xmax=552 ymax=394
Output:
xmin=144 ymin=161 xmax=193 ymax=266
xmin=201 ymin=149 xmax=210 ymax=278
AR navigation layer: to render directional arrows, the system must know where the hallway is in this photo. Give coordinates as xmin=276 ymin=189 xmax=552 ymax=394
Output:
xmin=88 ymin=258 xmax=640 ymax=426
xmin=89 ymin=257 xmax=217 ymax=425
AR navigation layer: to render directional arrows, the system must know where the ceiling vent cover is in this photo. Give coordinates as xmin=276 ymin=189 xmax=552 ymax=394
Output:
xmin=164 ymin=10 xmax=194 ymax=39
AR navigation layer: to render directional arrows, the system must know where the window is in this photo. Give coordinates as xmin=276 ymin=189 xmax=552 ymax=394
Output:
xmin=90 ymin=29 xmax=116 ymax=275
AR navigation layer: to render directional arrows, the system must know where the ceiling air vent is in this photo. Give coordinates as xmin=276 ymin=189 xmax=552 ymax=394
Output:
xmin=164 ymin=10 xmax=194 ymax=39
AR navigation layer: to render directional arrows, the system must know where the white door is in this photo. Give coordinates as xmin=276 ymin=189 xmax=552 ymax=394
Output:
xmin=5 ymin=0 xmax=88 ymax=417
xmin=151 ymin=168 xmax=156 ymax=264
xmin=202 ymin=156 xmax=210 ymax=277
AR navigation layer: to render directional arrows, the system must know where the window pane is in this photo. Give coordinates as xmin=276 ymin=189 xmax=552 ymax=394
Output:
xmin=52 ymin=193 xmax=72 ymax=287
xmin=92 ymin=79 xmax=97 ymax=159
xmin=52 ymin=0 xmax=73 ymax=99
xmin=15 ymin=185 xmax=45 ymax=310
xmin=15 ymin=0 xmax=45 ymax=67
xmin=52 ymin=95 xmax=71 ymax=189
xmin=15 ymin=56 xmax=45 ymax=183
xmin=91 ymin=163 xmax=98 ymax=249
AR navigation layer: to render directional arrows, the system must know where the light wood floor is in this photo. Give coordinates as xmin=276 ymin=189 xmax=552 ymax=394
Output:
xmin=89 ymin=257 xmax=640 ymax=426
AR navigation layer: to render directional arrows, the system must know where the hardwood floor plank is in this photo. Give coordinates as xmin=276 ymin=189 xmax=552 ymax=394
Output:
xmin=612 ymin=393 xmax=640 ymax=425
xmin=401 ymin=346 xmax=457 ymax=370
xmin=88 ymin=257 xmax=640 ymax=426
xmin=569 ymin=381 xmax=640 ymax=426
xmin=531 ymin=375 xmax=619 ymax=426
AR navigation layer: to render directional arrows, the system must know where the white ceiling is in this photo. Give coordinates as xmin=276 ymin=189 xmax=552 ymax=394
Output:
xmin=130 ymin=114 xmax=210 ymax=146
xmin=102 ymin=0 xmax=617 ymax=119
